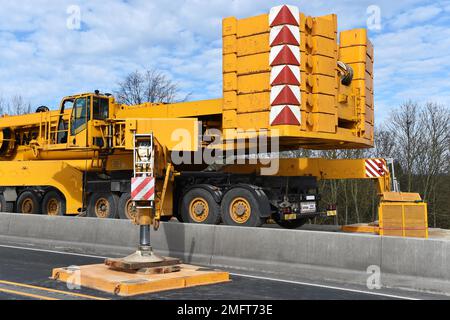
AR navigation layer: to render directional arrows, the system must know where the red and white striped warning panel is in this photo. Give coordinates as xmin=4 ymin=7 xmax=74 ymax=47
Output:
xmin=269 ymin=5 xmax=301 ymax=127
xmin=269 ymin=5 xmax=299 ymax=27
xmin=131 ymin=177 xmax=155 ymax=201
xmin=270 ymin=25 xmax=300 ymax=46
xmin=270 ymin=105 xmax=301 ymax=126
xmin=269 ymin=45 xmax=300 ymax=66
xmin=365 ymin=159 xmax=389 ymax=178
xmin=270 ymin=85 xmax=301 ymax=106
xmin=270 ymin=65 xmax=300 ymax=86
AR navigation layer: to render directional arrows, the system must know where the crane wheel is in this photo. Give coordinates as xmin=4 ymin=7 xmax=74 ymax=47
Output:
xmin=17 ymin=191 xmax=42 ymax=215
xmin=275 ymin=218 xmax=309 ymax=229
xmin=180 ymin=188 xmax=221 ymax=225
xmin=118 ymin=193 xmax=135 ymax=220
xmin=221 ymin=188 xmax=264 ymax=228
xmin=0 ymin=194 xmax=13 ymax=213
xmin=42 ymin=191 xmax=66 ymax=216
xmin=88 ymin=193 xmax=119 ymax=219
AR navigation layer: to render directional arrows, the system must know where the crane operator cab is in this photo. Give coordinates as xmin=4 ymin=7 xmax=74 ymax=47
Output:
xmin=55 ymin=91 xmax=113 ymax=150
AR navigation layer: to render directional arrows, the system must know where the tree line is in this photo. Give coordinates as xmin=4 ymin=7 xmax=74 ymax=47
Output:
xmin=313 ymin=101 xmax=450 ymax=228
xmin=0 ymin=95 xmax=32 ymax=116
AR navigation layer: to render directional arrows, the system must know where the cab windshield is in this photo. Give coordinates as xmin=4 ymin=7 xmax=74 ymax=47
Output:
xmin=70 ymin=97 xmax=91 ymax=135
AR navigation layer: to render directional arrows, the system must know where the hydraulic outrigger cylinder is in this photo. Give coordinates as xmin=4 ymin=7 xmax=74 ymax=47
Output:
xmin=105 ymin=133 xmax=180 ymax=272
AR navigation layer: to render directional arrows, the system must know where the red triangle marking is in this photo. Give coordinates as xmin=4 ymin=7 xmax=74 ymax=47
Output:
xmin=271 ymin=106 xmax=300 ymax=126
xmin=271 ymin=45 xmax=300 ymax=66
xmin=272 ymin=86 xmax=300 ymax=106
xmin=271 ymin=5 xmax=299 ymax=27
xmin=272 ymin=66 xmax=300 ymax=86
xmin=271 ymin=26 xmax=299 ymax=46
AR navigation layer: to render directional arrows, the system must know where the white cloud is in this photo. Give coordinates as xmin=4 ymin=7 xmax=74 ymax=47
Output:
xmin=389 ymin=4 xmax=443 ymax=29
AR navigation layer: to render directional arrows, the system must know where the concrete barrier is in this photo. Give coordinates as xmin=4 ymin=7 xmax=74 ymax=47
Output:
xmin=0 ymin=213 xmax=139 ymax=256
xmin=0 ymin=213 xmax=449 ymax=295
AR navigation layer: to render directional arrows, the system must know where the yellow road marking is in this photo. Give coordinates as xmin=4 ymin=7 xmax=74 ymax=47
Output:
xmin=0 ymin=280 xmax=108 ymax=300
xmin=0 ymin=288 xmax=59 ymax=300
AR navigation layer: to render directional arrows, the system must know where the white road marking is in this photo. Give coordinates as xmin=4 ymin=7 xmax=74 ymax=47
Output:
xmin=0 ymin=243 xmax=423 ymax=300
xmin=229 ymin=273 xmax=420 ymax=300
xmin=0 ymin=244 xmax=108 ymax=259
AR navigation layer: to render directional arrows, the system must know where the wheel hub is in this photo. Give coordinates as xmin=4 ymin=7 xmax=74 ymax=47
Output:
xmin=95 ymin=198 xmax=110 ymax=218
xmin=22 ymin=199 xmax=34 ymax=214
xmin=230 ymin=198 xmax=251 ymax=224
xmin=47 ymin=199 xmax=59 ymax=216
xmin=193 ymin=203 xmax=205 ymax=215
xmin=234 ymin=203 xmax=247 ymax=216
xmin=189 ymin=198 xmax=209 ymax=223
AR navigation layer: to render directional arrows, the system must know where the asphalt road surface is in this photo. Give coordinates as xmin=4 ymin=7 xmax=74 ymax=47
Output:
xmin=0 ymin=243 xmax=447 ymax=301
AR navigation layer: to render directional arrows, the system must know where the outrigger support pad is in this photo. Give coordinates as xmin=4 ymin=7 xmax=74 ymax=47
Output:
xmin=105 ymin=223 xmax=181 ymax=272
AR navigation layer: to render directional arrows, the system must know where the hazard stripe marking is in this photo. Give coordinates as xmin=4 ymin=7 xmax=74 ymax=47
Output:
xmin=270 ymin=105 xmax=301 ymax=126
xmin=270 ymin=45 xmax=300 ymax=66
xmin=269 ymin=5 xmax=300 ymax=27
xmin=269 ymin=4 xmax=301 ymax=126
xmin=270 ymin=25 xmax=300 ymax=46
xmin=271 ymin=65 xmax=301 ymax=86
xmin=365 ymin=159 xmax=388 ymax=178
xmin=270 ymin=85 xmax=301 ymax=106
xmin=131 ymin=177 xmax=155 ymax=201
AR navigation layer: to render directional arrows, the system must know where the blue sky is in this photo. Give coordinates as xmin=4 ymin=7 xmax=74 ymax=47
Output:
xmin=0 ymin=0 xmax=449 ymax=122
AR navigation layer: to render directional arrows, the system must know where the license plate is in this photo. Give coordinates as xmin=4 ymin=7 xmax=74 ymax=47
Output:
xmin=301 ymin=202 xmax=316 ymax=213
xmin=284 ymin=214 xmax=298 ymax=221
xmin=327 ymin=210 xmax=337 ymax=217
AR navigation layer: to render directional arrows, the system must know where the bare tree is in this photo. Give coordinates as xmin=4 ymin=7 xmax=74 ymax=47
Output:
xmin=0 ymin=95 xmax=6 ymax=115
xmin=10 ymin=95 xmax=32 ymax=115
xmin=115 ymin=69 xmax=181 ymax=105
xmin=314 ymin=101 xmax=450 ymax=228
xmin=373 ymin=125 xmax=395 ymax=158
xmin=0 ymin=94 xmax=32 ymax=115
xmin=387 ymin=101 xmax=424 ymax=192
xmin=416 ymin=103 xmax=450 ymax=227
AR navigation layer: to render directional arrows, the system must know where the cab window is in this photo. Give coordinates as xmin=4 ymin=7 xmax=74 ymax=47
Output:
xmin=56 ymin=99 xmax=73 ymax=144
xmin=70 ymin=97 xmax=91 ymax=135
xmin=93 ymin=97 xmax=109 ymax=120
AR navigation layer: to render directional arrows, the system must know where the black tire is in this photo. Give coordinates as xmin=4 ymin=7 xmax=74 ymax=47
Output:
xmin=42 ymin=191 xmax=66 ymax=216
xmin=221 ymin=188 xmax=264 ymax=227
xmin=180 ymin=188 xmax=221 ymax=225
xmin=17 ymin=191 xmax=41 ymax=215
xmin=275 ymin=218 xmax=309 ymax=229
xmin=88 ymin=193 xmax=119 ymax=219
xmin=118 ymin=193 xmax=136 ymax=220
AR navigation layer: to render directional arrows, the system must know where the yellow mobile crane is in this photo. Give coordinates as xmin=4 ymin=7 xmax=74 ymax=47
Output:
xmin=0 ymin=5 xmax=426 ymax=239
